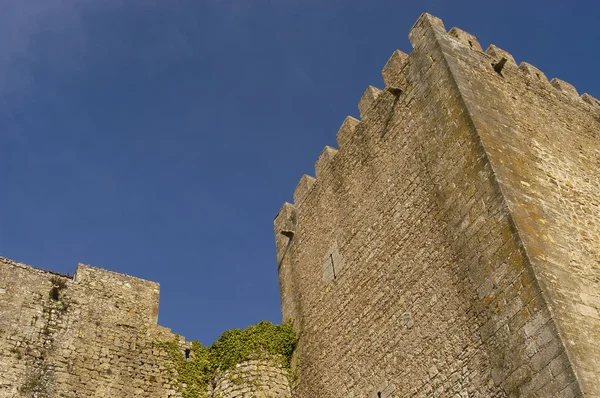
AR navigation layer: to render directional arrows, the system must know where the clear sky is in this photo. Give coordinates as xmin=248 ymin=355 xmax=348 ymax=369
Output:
xmin=1 ymin=0 xmax=598 ymax=345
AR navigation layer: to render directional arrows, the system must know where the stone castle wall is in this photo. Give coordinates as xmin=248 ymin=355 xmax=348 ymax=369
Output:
xmin=441 ymin=20 xmax=600 ymax=394
xmin=0 ymin=258 xmax=292 ymax=398
xmin=0 ymin=256 xmax=181 ymax=397
xmin=1 ymin=12 xmax=598 ymax=398
xmin=275 ymin=13 xmax=599 ymax=398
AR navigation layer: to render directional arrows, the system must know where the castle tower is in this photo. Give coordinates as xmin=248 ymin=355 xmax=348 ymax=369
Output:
xmin=275 ymin=13 xmax=600 ymax=397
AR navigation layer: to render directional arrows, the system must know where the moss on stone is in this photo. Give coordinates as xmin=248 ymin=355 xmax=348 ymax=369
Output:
xmin=156 ymin=320 xmax=296 ymax=398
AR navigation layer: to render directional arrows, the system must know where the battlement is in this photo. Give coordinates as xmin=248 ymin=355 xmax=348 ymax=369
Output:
xmin=275 ymin=12 xmax=599 ymax=397
xmin=275 ymin=14 xmax=599 ymax=230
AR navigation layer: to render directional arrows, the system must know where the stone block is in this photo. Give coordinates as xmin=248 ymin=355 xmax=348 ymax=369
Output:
xmin=293 ymin=174 xmax=316 ymax=205
xmin=358 ymin=86 xmax=383 ymax=119
xmin=336 ymin=116 xmax=360 ymax=148
xmin=448 ymin=27 xmax=483 ymax=51
xmin=315 ymin=146 xmax=338 ymax=179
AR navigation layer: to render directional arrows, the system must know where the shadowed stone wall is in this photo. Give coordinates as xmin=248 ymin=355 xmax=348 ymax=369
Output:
xmin=441 ymin=20 xmax=600 ymax=395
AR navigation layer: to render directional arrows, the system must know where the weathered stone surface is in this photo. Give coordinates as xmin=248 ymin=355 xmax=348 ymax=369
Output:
xmin=315 ymin=146 xmax=338 ymax=179
xmin=519 ymin=61 xmax=549 ymax=82
xmin=2 ymin=11 xmax=598 ymax=398
xmin=381 ymin=49 xmax=409 ymax=88
xmin=551 ymin=77 xmax=579 ymax=97
xmin=212 ymin=360 xmax=291 ymax=398
xmin=448 ymin=26 xmax=483 ymax=51
xmin=335 ymin=116 xmax=360 ymax=149
xmin=276 ymin=12 xmax=598 ymax=398
xmin=486 ymin=44 xmax=517 ymax=67
xmin=0 ymin=258 xmax=292 ymax=397
xmin=293 ymin=174 xmax=316 ymax=205
xmin=0 ymin=257 xmax=179 ymax=397
xmin=358 ymin=85 xmax=383 ymax=119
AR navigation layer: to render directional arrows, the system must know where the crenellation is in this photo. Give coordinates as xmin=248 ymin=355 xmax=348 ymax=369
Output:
xmin=1 ymin=256 xmax=294 ymax=398
xmin=358 ymin=85 xmax=383 ymax=119
xmin=314 ymin=146 xmax=338 ymax=179
xmin=274 ymin=202 xmax=297 ymax=236
xmin=510 ymin=60 xmax=600 ymax=119
xmin=293 ymin=174 xmax=316 ymax=205
xmin=0 ymin=256 xmax=73 ymax=279
xmin=274 ymin=202 xmax=297 ymax=265
xmin=486 ymin=44 xmax=517 ymax=67
xmin=448 ymin=26 xmax=483 ymax=51
xmin=489 ymin=56 xmax=600 ymax=123
xmin=581 ymin=93 xmax=600 ymax=120
xmin=550 ymin=77 xmax=580 ymax=98
xmin=408 ymin=12 xmax=446 ymax=48
xmin=2 ymin=11 xmax=598 ymax=398
xmin=381 ymin=49 xmax=409 ymax=88
xmin=518 ymin=61 xmax=549 ymax=82
xmin=581 ymin=92 xmax=600 ymax=107
xmin=336 ymin=115 xmax=360 ymax=148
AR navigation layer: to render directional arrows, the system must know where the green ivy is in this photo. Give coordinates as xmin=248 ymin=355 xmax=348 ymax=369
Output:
xmin=156 ymin=320 xmax=296 ymax=398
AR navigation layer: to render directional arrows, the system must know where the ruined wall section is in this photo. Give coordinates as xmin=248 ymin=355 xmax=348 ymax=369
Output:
xmin=0 ymin=257 xmax=293 ymax=398
xmin=0 ymin=256 xmax=182 ymax=397
xmin=436 ymin=20 xmax=600 ymax=395
xmin=275 ymin=13 xmax=582 ymax=398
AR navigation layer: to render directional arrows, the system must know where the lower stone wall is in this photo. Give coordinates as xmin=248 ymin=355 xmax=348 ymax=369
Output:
xmin=0 ymin=257 xmax=182 ymax=397
xmin=275 ymin=13 xmax=585 ymax=398
xmin=0 ymin=257 xmax=293 ymax=398
xmin=212 ymin=360 xmax=291 ymax=398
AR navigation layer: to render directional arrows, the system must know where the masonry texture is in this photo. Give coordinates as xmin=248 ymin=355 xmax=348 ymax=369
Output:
xmin=275 ymin=13 xmax=599 ymax=398
xmin=1 ymin=12 xmax=598 ymax=398
xmin=0 ymin=257 xmax=291 ymax=397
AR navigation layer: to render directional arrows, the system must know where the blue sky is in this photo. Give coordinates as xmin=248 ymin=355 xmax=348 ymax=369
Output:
xmin=1 ymin=0 xmax=598 ymax=345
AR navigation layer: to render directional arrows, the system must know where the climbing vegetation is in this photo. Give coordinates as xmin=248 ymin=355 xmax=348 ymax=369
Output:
xmin=156 ymin=320 xmax=296 ymax=398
